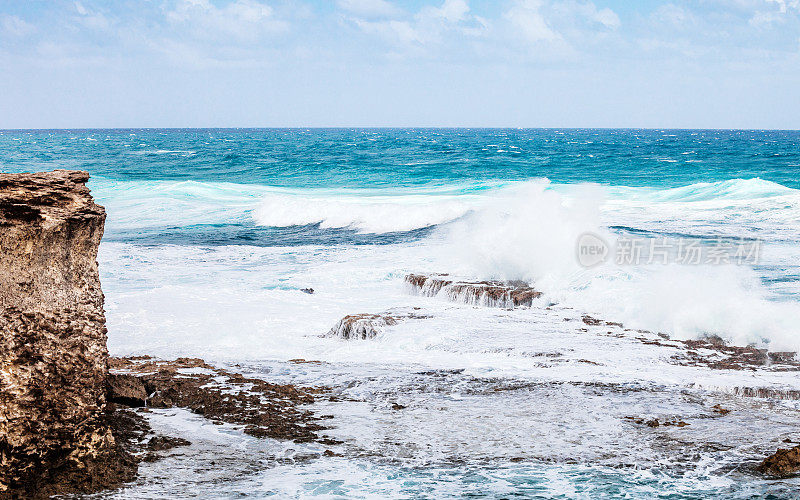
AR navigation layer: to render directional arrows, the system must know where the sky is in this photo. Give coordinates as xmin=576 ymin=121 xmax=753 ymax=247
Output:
xmin=0 ymin=0 xmax=799 ymax=129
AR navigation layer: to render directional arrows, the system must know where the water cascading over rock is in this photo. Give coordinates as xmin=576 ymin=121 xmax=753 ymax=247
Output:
xmin=405 ymin=273 xmax=541 ymax=308
xmin=326 ymin=314 xmax=400 ymax=340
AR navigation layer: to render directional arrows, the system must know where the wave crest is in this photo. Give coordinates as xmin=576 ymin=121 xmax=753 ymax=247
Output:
xmin=252 ymin=193 xmax=473 ymax=234
xmin=90 ymin=177 xmax=799 ymax=237
xmin=610 ymin=178 xmax=797 ymax=203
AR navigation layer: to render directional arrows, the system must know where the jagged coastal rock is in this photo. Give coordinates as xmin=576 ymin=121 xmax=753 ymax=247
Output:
xmin=0 ymin=171 xmax=132 ymax=497
xmin=109 ymin=357 xmax=329 ymax=442
xmin=405 ymin=273 xmax=542 ymax=308
xmin=757 ymin=445 xmax=800 ymax=477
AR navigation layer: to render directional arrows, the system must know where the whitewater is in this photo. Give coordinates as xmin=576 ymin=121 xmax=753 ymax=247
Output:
xmin=93 ymin=174 xmax=800 ymax=353
xmin=3 ymin=128 xmax=800 ymax=497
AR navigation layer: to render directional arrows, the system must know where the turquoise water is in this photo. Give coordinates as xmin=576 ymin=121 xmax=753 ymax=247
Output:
xmin=3 ymin=128 xmax=799 ymax=187
xmin=2 ymin=128 xmax=799 ymax=247
xmin=4 ymin=129 xmax=800 ymax=498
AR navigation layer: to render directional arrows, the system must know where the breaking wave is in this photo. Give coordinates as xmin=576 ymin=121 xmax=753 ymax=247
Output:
xmin=429 ymin=179 xmax=800 ymax=350
xmin=605 ymin=177 xmax=797 ymax=203
xmin=89 ymin=176 xmax=800 ymax=236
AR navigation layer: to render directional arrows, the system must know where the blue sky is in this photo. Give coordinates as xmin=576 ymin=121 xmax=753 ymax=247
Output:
xmin=0 ymin=0 xmax=798 ymax=128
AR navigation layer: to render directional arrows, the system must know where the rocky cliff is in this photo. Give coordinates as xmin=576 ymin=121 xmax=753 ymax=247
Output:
xmin=0 ymin=170 xmax=132 ymax=497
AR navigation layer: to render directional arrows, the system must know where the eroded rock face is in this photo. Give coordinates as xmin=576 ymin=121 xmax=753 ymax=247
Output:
xmin=0 ymin=170 xmax=127 ymax=497
xmin=107 ymin=374 xmax=148 ymax=408
xmin=405 ymin=273 xmax=542 ymax=308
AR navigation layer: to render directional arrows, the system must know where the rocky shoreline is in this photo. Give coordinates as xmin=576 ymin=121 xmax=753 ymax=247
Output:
xmin=0 ymin=171 xmax=333 ymax=497
xmin=3 ymin=170 xmax=800 ymax=496
xmin=326 ymin=309 xmax=430 ymax=340
xmin=108 ymin=356 xmax=330 ymax=443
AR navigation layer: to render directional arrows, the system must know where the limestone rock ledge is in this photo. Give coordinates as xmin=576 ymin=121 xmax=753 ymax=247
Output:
xmin=326 ymin=308 xmax=432 ymax=340
xmin=0 ymin=170 xmax=132 ymax=497
xmin=405 ymin=273 xmax=542 ymax=308
xmin=327 ymin=314 xmax=400 ymax=340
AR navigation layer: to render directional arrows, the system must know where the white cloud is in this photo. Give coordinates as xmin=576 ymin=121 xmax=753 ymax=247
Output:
xmin=550 ymin=1 xmax=621 ymax=31
xmin=420 ymin=0 xmax=470 ymax=23
xmin=166 ymin=0 xmax=288 ymax=41
xmin=750 ymin=9 xmax=785 ymax=25
xmin=352 ymin=18 xmax=422 ymax=45
xmin=501 ymin=0 xmax=620 ymax=59
xmin=73 ymin=3 xmax=115 ymax=32
xmin=766 ymin=0 xmax=800 ymax=13
xmin=347 ymin=0 xmax=488 ymax=49
xmin=504 ymin=0 xmax=560 ymax=43
xmin=337 ymin=0 xmax=402 ymax=19
xmin=1 ymin=15 xmax=36 ymax=37
xmin=750 ymin=0 xmax=800 ymax=26
xmin=594 ymin=8 xmax=620 ymax=29
xmin=652 ymin=4 xmax=695 ymax=28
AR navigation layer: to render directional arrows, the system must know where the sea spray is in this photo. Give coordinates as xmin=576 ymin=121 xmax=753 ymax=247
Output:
xmin=429 ymin=180 xmax=800 ymax=350
xmin=90 ymin=174 xmax=800 ymax=348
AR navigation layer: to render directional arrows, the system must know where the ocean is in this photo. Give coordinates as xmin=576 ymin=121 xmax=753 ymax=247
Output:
xmin=3 ymin=128 xmax=800 ymax=498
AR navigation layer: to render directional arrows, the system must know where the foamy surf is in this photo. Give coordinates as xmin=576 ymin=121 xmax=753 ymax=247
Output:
xmin=10 ymin=128 xmax=800 ymax=497
xmin=90 ymin=176 xmax=800 ymax=235
xmin=88 ymin=174 xmax=800 ymax=350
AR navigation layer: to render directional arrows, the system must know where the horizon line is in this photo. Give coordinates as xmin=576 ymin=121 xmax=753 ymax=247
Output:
xmin=2 ymin=126 xmax=800 ymax=132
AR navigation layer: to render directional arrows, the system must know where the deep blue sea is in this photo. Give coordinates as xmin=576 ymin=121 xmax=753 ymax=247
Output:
xmin=3 ymin=129 xmax=800 ymax=498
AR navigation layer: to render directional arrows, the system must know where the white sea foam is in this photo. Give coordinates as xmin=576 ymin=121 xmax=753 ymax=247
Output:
xmin=90 ymin=176 xmax=800 ymax=236
xmin=93 ymin=176 xmax=800 ymax=350
xmin=96 ymin=180 xmax=800 ymax=498
xmin=92 ymin=170 xmax=794 ymax=242
xmin=252 ymin=192 xmax=473 ymax=233
xmin=90 ymin=177 xmax=499 ymax=234
xmin=429 ymin=179 xmax=800 ymax=350
xmin=634 ymin=177 xmax=795 ymax=201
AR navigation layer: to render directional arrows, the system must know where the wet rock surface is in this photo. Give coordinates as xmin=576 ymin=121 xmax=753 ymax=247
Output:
xmin=758 ymin=445 xmax=800 ymax=477
xmin=405 ymin=273 xmax=542 ymax=308
xmin=14 ymin=405 xmax=148 ymax=500
xmin=0 ymin=170 xmax=135 ymax=498
xmin=625 ymin=416 xmax=690 ymax=428
xmin=109 ymin=356 xmax=331 ymax=442
xmin=326 ymin=309 xmax=431 ymax=340
xmin=679 ymin=338 xmax=799 ymax=372
xmin=327 ymin=314 xmax=399 ymax=340
xmin=577 ymin=314 xmax=800 ymax=375
xmin=141 ymin=436 xmax=192 ymax=463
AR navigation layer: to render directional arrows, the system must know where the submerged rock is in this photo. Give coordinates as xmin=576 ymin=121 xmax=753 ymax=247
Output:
xmin=0 ymin=170 xmax=137 ymax=497
xmin=625 ymin=416 xmax=690 ymax=428
xmin=405 ymin=273 xmax=541 ymax=308
xmin=145 ymin=436 xmax=191 ymax=452
xmin=577 ymin=311 xmax=800 ymax=375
